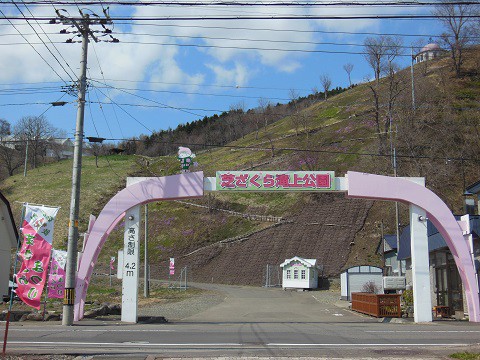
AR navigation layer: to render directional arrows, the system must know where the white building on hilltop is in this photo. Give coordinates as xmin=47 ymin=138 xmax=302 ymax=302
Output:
xmin=415 ymin=43 xmax=445 ymax=63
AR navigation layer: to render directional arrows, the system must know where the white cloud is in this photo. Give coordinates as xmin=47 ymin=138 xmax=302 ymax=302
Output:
xmin=0 ymin=0 xmax=413 ymax=87
xmin=206 ymin=62 xmax=251 ymax=87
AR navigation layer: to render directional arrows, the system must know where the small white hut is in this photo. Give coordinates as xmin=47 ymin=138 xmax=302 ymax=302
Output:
xmin=280 ymin=256 xmax=319 ymax=289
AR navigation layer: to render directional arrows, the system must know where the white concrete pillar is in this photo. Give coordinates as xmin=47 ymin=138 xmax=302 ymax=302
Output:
xmin=122 ymin=205 xmax=140 ymax=323
xmin=410 ymin=204 xmax=433 ymax=322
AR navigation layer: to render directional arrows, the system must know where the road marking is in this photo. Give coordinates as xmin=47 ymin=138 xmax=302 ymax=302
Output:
xmin=8 ymin=341 xmax=241 ymax=347
xmin=365 ymin=330 xmax=480 ymax=333
xmin=7 ymin=341 xmax=471 ymax=348
xmin=9 ymin=329 xmax=175 ymax=332
xmin=267 ymin=343 xmax=471 ymax=347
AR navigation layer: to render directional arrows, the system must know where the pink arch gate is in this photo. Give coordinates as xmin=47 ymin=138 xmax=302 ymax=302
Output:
xmin=73 ymin=171 xmax=480 ymax=323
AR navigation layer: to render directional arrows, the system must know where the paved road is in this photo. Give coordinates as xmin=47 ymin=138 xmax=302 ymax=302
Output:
xmin=142 ymin=282 xmax=365 ymax=324
xmin=3 ymin=283 xmax=480 ymax=359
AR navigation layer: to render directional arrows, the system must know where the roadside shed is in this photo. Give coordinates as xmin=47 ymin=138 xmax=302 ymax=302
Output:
xmin=280 ymin=256 xmax=319 ymax=289
xmin=340 ymin=265 xmax=383 ymax=300
xmin=0 ymin=192 xmax=18 ymax=297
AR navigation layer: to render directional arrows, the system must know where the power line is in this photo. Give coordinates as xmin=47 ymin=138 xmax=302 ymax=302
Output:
xmin=90 ymin=84 xmax=155 ymax=133
xmin=0 ymin=23 xmax=476 ymax=40
xmin=13 ymin=0 xmax=77 ymax=82
xmin=83 ymin=137 xmax=480 ymax=163
xmin=37 ymin=92 xmax=69 ymax=117
xmin=0 ymin=78 xmax=309 ymax=92
xmin=3 ymin=14 xmax=480 ymax=21
xmin=0 ymin=39 xmax=421 ymax=56
xmin=0 ymin=9 xmax=69 ymax=86
xmin=0 ymin=101 xmax=73 ymax=106
xmin=90 ymin=80 xmax=205 ymax=117
xmin=6 ymin=1 xmax=480 ymax=6
xmin=89 ymin=78 xmax=312 ymax=92
xmin=87 ymin=100 xmax=224 ymax=112
xmin=76 ymin=31 xmax=428 ymax=50
xmin=89 ymin=42 xmax=115 ymax=137
xmin=5 ymin=29 xmax=480 ymax=46
xmin=91 ymin=85 xmax=292 ymax=101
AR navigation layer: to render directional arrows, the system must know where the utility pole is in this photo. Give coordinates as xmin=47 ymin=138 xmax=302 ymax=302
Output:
xmin=55 ymin=8 xmax=117 ymax=326
xmin=393 ymin=148 xmax=402 ymax=277
xmin=23 ymin=138 xmax=28 ymax=177
xmin=144 ymin=204 xmax=149 ymax=298
xmin=411 ymin=47 xmax=416 ymax=112
xmin=388 ymin=60 xmax=402 ymax=277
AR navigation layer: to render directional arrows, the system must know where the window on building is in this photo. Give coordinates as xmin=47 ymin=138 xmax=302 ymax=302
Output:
xmin=286 ymin=269 xmax=291 ymax=279
xmin=301 ymin=270 xmax=306 ymax=279
xmin=294 ymin=269 xmax=298 ymax=279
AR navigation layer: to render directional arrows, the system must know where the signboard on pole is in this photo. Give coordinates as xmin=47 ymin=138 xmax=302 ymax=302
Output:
xmin=121 ymin=206 xmax=140 ymax=323
xmin=216 ymin=171 xmax=335 ymax=191
xmin=169 ymin=258 xmax=175 ymax=275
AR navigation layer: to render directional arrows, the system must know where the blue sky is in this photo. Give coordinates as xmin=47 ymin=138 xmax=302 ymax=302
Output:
xmin=0 ymin=1 xmax=447 ymax=142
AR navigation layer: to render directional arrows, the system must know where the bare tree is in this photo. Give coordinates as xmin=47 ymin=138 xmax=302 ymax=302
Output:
xmin=433 ymin=1 xmax=473 ymax=77
xmin=257 ymin=97 xmax=272 ymax=131
xmin=288 ymin=89 xmax=301 ymax=136
xmin=343 ymin=63 xmax=354 ymax=87
xmin=264 ymin=130 xmax=276 ymax=158
xmin=0 ymin=119 xmax=10 ymax=137
xmin=230 ymin=101 xmax=247 ymax=138
xmin=364 ymin=36 xmax=403 ymax=85
xmin=319 ymin=74 xmax=332 ymax=101
xmin=300 ymin=109 xmax=311 ymax=137
xmin=87 ymin=143 xmax=108 ymax=167
xmin=363 ymin=36 xmax=404 ymax=154
xmin=288 ymin=88 xmax=299 ymax=105
xmin=385 ymin=62 xmax=408 ymax=153
xmin=0 ymin=119 xmax=22 ymax=177
xmin=14 ymin=115 xmax=56 ymax=169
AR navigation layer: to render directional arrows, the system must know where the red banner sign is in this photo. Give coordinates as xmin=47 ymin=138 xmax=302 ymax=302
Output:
xmin=16 ymin=205 xmax=59 ymax=309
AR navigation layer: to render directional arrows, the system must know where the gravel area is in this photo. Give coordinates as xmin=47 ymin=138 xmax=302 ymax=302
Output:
xmin=309 ymin=289 xmax=346 ymax=306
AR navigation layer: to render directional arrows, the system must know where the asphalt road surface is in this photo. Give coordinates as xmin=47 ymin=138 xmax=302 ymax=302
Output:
xmin=3 ymin=283 xmax=480 ymax=359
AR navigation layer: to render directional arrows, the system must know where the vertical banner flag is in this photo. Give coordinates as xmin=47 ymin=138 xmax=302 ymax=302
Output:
xmin=16 ymin=205 xmax=59 ymax=309
xmin=110 ymin=256 xmax=116 ymax=270
xmin=169 ymin=258 xmax=175 ymax=275
xmin=47 ymin=249 xmax=67 ymax=299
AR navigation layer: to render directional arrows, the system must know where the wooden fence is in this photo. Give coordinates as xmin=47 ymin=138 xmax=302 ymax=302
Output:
xmin=351 ymin=293 xmax=401 ymax=318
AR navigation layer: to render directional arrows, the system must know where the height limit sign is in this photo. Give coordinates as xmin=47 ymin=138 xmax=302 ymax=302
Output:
xmin=122 ymin=205 xmax=140 ymax=323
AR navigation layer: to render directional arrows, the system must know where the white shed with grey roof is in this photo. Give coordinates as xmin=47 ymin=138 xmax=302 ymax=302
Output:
xmin=280 ymin=256 xmax=319 ymax=289
xmin=340 ymin=265 xmax=383 ymax=300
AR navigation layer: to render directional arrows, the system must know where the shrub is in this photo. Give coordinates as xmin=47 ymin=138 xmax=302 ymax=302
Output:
xmin=361 ymin=280 xmax=380 ymax=293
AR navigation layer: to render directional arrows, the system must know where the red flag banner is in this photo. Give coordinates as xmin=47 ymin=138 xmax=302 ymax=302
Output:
xmin=16 ymin=205 xmax=59 ymax=309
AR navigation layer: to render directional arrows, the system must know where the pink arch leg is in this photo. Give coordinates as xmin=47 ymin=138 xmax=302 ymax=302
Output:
xmin=74 ymin=172 xmax=204 ymax=321
xmin=346 ymin=171 xmax=480 ymax=322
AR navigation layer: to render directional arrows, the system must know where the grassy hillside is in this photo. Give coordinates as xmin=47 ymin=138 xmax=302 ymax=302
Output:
xmin=3 ymin=49 xmax=480 ymax=285
xmin=0 ymin=155 xmax=139 ymax=247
